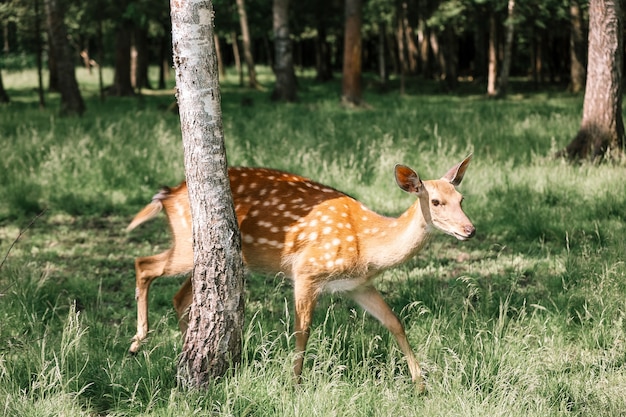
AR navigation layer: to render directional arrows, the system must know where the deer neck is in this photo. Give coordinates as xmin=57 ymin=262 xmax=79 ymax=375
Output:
xmin=358 ymin=199 xmax=432 ymax=273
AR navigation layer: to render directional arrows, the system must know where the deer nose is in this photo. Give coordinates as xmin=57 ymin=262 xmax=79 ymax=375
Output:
xmin=464 ymin=224 xmax=476 ymax=238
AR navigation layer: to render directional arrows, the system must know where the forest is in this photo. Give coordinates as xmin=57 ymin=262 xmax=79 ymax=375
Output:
xmin=1 ymin=0 xmax=588 ymax=100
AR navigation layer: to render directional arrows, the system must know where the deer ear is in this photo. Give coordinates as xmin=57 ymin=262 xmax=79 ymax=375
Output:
xmin=395 ymin=164 xmax=424 ymax=194
xmin=441 ymin=154 xmax=472 ymax=186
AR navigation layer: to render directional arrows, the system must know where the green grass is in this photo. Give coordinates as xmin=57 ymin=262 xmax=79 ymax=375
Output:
xmin=1 ymin=67 xmax=626 ymax=416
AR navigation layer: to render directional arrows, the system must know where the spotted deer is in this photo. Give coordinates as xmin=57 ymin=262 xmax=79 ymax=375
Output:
xmin=127 ymin=155 xmax=475 ymax=387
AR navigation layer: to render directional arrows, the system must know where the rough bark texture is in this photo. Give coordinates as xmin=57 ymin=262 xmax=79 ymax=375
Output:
xmin=341 ymin=0 xmax=363 ymax=106
xmin=171 ymin=0 xmax=245 ymax=389
xmin=569 ymin=0 xmax=586 ymax=93
xmin=271 ymin=0 xmax=297 ymax=101
xmin=565 ymin=0 xmax=624 ymax=160
xmin=44 ymin=0 xmax=85 ymax=116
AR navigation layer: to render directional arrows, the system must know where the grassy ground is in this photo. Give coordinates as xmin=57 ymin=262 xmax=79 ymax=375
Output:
xmin=1 ymin=67 xmax=626 ymax=416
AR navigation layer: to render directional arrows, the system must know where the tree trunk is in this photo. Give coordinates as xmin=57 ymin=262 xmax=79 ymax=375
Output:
xmin=401 ymin=1 xmax=418 ymax=74
xmin=377 ymin=22 xmax=387 ymax=87
xmin=171 ymin=0 xmax=246 ymax=389
xmin=231 ymin=31 xmax=244 ymax=86
xmin=396 ymin=10 xmax=407 ymax=95
xmin=214 ymin=34 xmax=225 ymax=79
xmin=111 ymin=21 xmax=135 ymax=96
xmin=236 ymin=0 xmax=259 ymax=89
xmin=486 ymin=12 xmax=497 ymax=97
xmin=314 ymin=21 xmax=333 ymax=82
xmin=496 ymin=0 xmax=516 ymax=98
xmin=341 ymin=0 xmax=363 ymax=106
xmin=34 ymin=0 xmax=45 ymax=108
xmin=441 ymin=27 xmax=458 ymax=91
xmin=569 ymin=0 xmax=586 ymax=93
xmin=565 ymin=0 xmax=624 ymax=160
xmin=271 ymin=0 xmax=297 ymax=101
xmin=132 ymin=26 xmax=152 ymax=91
xmin=44 ymin=0 xmax=85 ymax=116
xmin=0 ymin=68 xmax=9 ymax=103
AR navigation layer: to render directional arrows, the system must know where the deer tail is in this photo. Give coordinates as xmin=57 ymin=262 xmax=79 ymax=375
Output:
xmin=126 ymin=188 xmax=171 ymax=232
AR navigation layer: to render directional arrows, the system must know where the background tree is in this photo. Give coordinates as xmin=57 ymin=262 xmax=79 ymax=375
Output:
xmin=236 ymin=0 xmax=259 ymax=89
xmin=171 ymin=0 xmax=246 ymax=387
xmin=341 ymin=0 xmax=363 ymax=105
xmin=271 ymin=0 xmax=297 ymax=101
xmin=44 ymin=0 xmax=85 ymax=115
xmin=496 ymin=0 xmax=515 ymax=97
xmin=565 ymin=0 xmax=624 ymax=160
xmin=569 ymin=0 xmax=586 ymax=93
xmin=0 ymin=67 xmax=9 ymax=103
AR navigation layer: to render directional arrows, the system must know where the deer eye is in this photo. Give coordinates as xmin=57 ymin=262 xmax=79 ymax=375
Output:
xmin=432 ymin=199 xmax=441 ymax=207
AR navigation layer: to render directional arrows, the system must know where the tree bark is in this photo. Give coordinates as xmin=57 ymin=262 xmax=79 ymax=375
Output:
xmin=44 ymin=0 xmax=85 ymax=116
xmin=569 ymin=0 xmax=586 ymax=93
xmin=565 ymin=0 xmax=624 ymax=160
xmin=341 ymin=0 xmax=363 ymax=106
xmin=236 ymin=0 xmax=259 ymax=89
xmin=271 ymin=0 xmax=297 ymax=101
xmin=171 ymin=0 xmax=245 ymax=388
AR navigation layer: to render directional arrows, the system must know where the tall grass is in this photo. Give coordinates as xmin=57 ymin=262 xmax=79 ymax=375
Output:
xmin=1 ymin=67 xmax=625 ymax=416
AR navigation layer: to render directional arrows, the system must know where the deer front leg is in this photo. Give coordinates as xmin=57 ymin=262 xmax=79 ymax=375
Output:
xmin=349 ymin=285 xmax=424 ymax=391
xmin=292 ymin=279 xmax=319 ymax=384
xmin=129 ymin=251 xmax=170 ymax=354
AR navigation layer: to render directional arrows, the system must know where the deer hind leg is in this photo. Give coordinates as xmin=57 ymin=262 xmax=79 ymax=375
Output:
xmin=173 ymin=275 xmax=192 ymax=337
xmin=349 ymin=285 xmax=424 ymax=390
xmin=129 ymin=250 xmax=173 ymax=354
xmin=292 ymin=278 xmax=319 ymax=384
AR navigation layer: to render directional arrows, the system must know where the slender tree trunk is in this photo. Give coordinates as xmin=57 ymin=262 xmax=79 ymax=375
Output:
xmin=171 ymin=0 xmax=245 ymax=389
xmin=214 ymin=34 xmax=225 ymax=79
xmin=441 ymin=27 xmax=458 ymax=91
xmin=231 ymin=31 xmax=244 ymax=86
xmin=236 ymin=0 xmax=259 ymax=88
xmin=416 ymin=13 xmax=430 ymax=78
xmin=132 ymin=26 xmax=152 ymax=91
xmin=34 ymin=0 xmax=45 ymax=108
xmin=565 ymin=0 xmax=624 ymax=160
xmin=0 ymin=68 xmax=9 ymax=103
xmin=401 ymin=1 xmax=418 ymax=74
xmin=569 ymin=0 xmax=586 ymax=93
xmin=44 ymin=0 xmax=85 ymax=115
xmin=487 ymin=12 xmax=497 ymax=97
xmin=97 ymin=20 xmax=105 ymax=100
xmin=47 ymin=36 xmax=58 ymax=92
xmin=496 ymin=0 xmax=516 ymax=97
xmin=396 ymin=10 xmax=407 ymax=95
xmin=341 ymin=0 xmax=363 ymax=105
xmin=111 ymin=20 xmax=134 ymax=96
xmin=271 ymin=0 xmax=297 ymax=101
xmin=377 ymin=22 xmax=387 ymax=87
xmin=314 ymin=17 xmax=333 ymax=82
